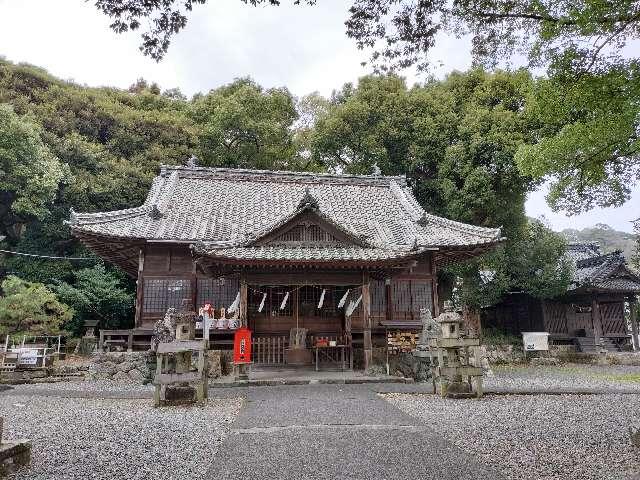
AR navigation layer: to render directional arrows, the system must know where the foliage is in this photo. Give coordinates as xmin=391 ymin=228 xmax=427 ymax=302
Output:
xmin=0 ymin=104 xmax=68 ymax=242
xmin=0 ymin=275 xmax=72 ymax=337
xmin=481 ymin=327 xmax=522 ymax=347
xmin=451 ymin=220 xmax=572 ymax=308
xmin=506 ymin=220 xmax=573 ymax=299
xmin=312 ymin=70 xmax=552 ymax=307
xmin=516 ymin=68 xmax=640 ymax=213
xmin=190 ymin=78 xmax=300 ymax=170
xmin=0 ymin=59 xmax=198 ymax=281
xmin=92 ymin=0 xmax=640 ymax=212
xmin=53 ymin=264 xmax=135 ymax=336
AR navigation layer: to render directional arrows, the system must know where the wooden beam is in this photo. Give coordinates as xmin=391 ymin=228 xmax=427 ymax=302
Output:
xmin=385 ymin=278 xmax=393 ymax=324
xmin=430 ymin=253 xmax=440 ymax=317
xmin=293 ymin=287 xmax=300 ymax=330
xmin=592 ymin=297 xmax=602 ymax=350
xmin=191 ymin=259 xmax=198 ymax=311
xmin=134 ymin=248 xmax=145 ymax=328
xmin=630 ymin=295 xmax=639 ymax=351
xmin=239 ymin=275 xmax=248 ymax=328
xmin=362 ymin=271 xmax=372 ymax=371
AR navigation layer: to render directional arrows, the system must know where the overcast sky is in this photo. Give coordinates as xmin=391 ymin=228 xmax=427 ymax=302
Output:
xmin=0 ymin=0 xmax=637 ymax=233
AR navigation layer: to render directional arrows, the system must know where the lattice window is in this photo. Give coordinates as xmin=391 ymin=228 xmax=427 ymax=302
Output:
xmin=391 ymin=279 xmax=432 ymax=321
xmin=143 ymin=278 xmax=191 ymax=313
xmin=411 ymin=280 xmax=432 ymax=314
xmin=197 ymin=276 xmax=239 ymax=309
xmin=543 ymin=302 xmax=568 ymax=334
xmin=371 ymin=280 xmax=386 ymax=314
xmin=298 ymin=286 xmax=340 ymax=318
xmin=248 ymin=286 xmax=293 ymax=317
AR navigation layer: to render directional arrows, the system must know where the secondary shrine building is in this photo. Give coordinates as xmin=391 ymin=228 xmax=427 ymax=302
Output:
xmin=69 ymin=165 xmax=502 ymax=369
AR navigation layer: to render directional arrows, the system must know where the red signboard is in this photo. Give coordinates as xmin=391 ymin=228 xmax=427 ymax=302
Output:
xmin=233 ymin=327 xmax=252 ymax=364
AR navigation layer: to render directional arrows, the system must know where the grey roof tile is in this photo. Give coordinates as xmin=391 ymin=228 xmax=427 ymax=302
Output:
xmin=567 ymin=243 xmax=640 ymax=292
xmin=70 ymin=166 xmax=503 ymax=262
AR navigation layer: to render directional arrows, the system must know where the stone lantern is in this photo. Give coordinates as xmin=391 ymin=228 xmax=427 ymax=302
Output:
xmin=429 ymin=302 xmax=483 ymax=398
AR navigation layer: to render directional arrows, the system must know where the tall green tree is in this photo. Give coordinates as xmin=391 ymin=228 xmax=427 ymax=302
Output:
xmin=0 ymin=104 xmax=68 ymax=243
xmin=190 ymin=78 xmax=299 ymax=170
xmin=311 ymin=70 xmax=568 ymax=307
xmin=93 ymin=0 xmax=640 ymax=213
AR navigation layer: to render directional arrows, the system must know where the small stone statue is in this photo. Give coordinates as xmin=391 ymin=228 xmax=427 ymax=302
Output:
xmin=151 ymin=308 xmax=178 ymax=352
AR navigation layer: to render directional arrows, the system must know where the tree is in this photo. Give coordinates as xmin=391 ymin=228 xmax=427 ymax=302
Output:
xmin=0 ymin=59 xmax=198 ymax=282
xmin=0 ymin=275 xmax=72 ymax=337
xmin=633 ymin=218 xmax=640 ymax=272
xmin=312 ymin=70 xmax=536 ymax=237
xmin=54 ymin=264 xmax=134 ymax=336
xmin=516 ymin=66 xmax=640 ymax=213
xmin=0 ymin=104 xmax=68 ymax=243
xmin=190 ymin=78 xmax=299 ymax=169
xmin=93 ymin=0 xmax=640 ymax=213
xmin=310 ymin=70 xmax=576 ymax=308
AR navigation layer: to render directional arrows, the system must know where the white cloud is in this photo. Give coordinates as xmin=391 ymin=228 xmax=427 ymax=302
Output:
xmin=0 ymin=0 xmax=637 ymax=232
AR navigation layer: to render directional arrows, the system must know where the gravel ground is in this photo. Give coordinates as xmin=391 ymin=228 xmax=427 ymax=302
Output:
xmin=486 ymin=364 xmax=640 ymax=392
xmin=385 ymin=392 xmax=640 ymax=480
xmin=2 ymin=380 xmax=155 ymax=397
xmin=0 ymin=393 xmax=242 ymax=480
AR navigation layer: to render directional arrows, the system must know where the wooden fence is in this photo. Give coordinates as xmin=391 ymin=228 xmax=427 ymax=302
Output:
xmin=251 ymin=336 xmax=287 ymax=365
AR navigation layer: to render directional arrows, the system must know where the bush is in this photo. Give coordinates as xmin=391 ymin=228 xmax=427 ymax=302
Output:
xmin=53 ymin=264 xmax=134 ymax=336
xmin=482 ymin=327 xmax=522 ymax=346
xmin=0 ymin=275 xmax=72 ymax=338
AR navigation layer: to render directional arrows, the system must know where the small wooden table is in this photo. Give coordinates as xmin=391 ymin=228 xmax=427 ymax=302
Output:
xmin=313 ymin=344 xmax=348 ymax=371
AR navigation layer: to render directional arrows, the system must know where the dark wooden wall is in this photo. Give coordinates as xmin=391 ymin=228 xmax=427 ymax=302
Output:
xmin=482 ymin=292 xmax=629 ymax=339
xmin=136 ymin=244 xmax=436 ymax=332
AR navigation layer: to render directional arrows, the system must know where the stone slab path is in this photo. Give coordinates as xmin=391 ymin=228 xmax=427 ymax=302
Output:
xmin=206 ymin=383 xmax=505 ymax=480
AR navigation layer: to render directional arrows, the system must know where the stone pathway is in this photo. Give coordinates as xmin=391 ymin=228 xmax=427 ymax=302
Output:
xmin=205 ymin=383 xmax=505 ymax=480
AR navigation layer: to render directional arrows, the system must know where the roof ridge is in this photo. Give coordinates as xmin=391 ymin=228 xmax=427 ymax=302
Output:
xmin=158 ymin=164 xmax=407 ymax=185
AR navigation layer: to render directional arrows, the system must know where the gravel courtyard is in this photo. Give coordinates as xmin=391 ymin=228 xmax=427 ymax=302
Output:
xmin=385 ymin=391 xmax=640 ymax=480
xmin=0 ymin=391 xmax=242 ymax=480
xmin=2 ymin=364 xmax=640 ymax=479
xmin=486 ymin=364 xmax=640 ymax=393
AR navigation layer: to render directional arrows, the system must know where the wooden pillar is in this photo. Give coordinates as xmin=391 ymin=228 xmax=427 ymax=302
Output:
xmin=385 ymin=277 xmax=393 ymax=323
xmin=134 ymin=247 xmax=145 ymax=328
xmin=293 ymin=288 xmax=300 ymax=330
xmin=430 ymin=253 xmax=440 ymax=317
xmin=362 ymin=271 xmax=372 ymax=371
xmin=190 ymin=260 xmax=198 ymax=312
xmin=239 ymin=276 xmax=248 ymax=328
xmin=236 ymin=274 xmax=249 ymax=380
xmin=592 ymin=297 xmax=602 ymax=350
xmin=630 ymin=295 xmax=639 ymax=351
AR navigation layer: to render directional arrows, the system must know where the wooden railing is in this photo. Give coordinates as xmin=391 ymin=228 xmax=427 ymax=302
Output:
xmin=252 ymin=336 xmax=287 ymax=365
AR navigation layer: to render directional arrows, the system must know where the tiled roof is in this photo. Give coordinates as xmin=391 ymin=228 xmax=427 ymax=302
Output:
xmin=567 ymin=243 xmax=640 ymax=292
xmin=70 ymin=166 xmax=503 ymax=263
xmin=191 ymin=244 xmax=429 ymax=263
